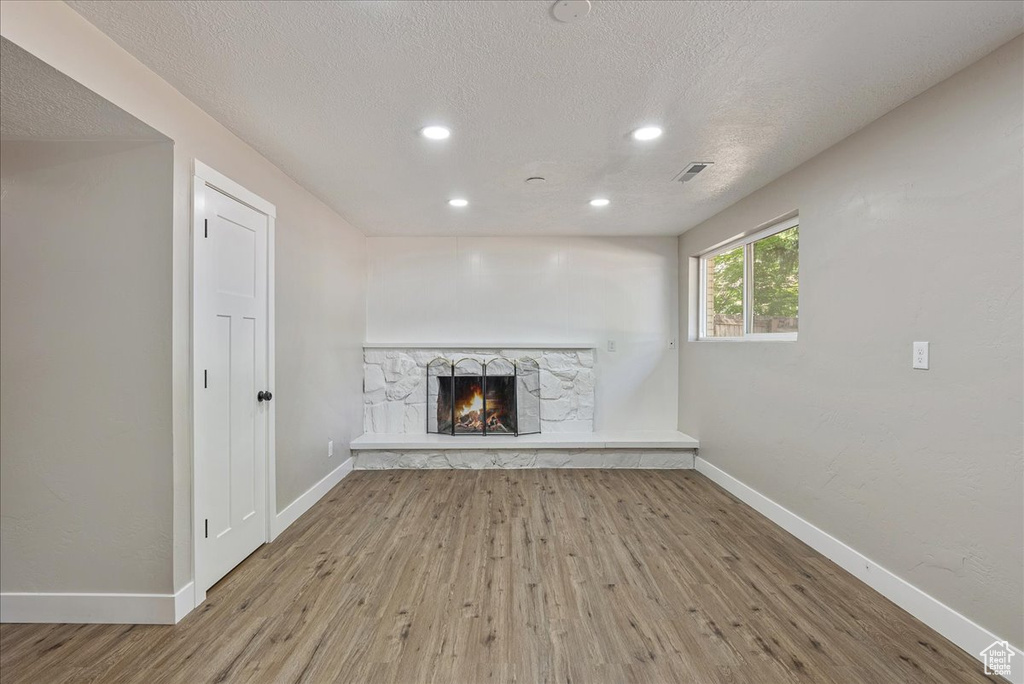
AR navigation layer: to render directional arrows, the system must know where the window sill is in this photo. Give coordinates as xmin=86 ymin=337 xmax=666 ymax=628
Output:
xmin=697 ymin=333 xmax=798 ymax=342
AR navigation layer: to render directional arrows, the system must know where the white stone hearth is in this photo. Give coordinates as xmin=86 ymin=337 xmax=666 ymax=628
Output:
xmin=353 ymin=449 xmax=694 ymax=470
xmin=349 ymin=431 xmax=699 ymax=470
xmin=363 ymin=346 xmax=595 ymax=434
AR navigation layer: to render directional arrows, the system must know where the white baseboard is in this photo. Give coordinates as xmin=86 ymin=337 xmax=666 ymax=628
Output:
xmin=695 ymin=457 xmax=1023 ymax=684
xmin=173 ymin=581 xmax=195 ymax=623
xmin=270 ymin=457 xmax=353 ymax=540
xmin=1 ymin=582 xmax=195 ymax=625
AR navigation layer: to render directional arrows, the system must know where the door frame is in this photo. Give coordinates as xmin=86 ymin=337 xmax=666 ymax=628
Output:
xmin=191 ymin=160 xmax=276 ymax=608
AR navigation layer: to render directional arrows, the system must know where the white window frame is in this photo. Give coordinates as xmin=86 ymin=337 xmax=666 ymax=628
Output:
xmin=698 ymin=215 xmax=799 ymax=342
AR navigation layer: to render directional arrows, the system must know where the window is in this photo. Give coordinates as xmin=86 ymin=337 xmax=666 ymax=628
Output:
xmin=700 ymin=216 xmax=798 ymax=340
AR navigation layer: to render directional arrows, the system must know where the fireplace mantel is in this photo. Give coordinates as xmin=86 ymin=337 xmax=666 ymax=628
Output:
xmin=363 ymin=342 xmax=596 ymax=349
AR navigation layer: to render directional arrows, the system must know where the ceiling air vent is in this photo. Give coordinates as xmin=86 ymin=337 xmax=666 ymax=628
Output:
xmin=674 ymin=162 xmax=713 ymax=183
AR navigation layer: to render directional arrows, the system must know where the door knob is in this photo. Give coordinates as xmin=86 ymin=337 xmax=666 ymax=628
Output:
xmin=257 ymin=390 xmax=273 ymax=402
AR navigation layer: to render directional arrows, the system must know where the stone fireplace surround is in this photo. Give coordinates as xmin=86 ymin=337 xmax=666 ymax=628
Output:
xmin=363 ymin=345 xmax=595 ymax=435
xmin=356 ymin=344 xmax=699 ymax=470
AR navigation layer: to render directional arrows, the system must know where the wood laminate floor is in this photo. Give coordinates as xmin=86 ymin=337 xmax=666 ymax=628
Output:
xmin=0 ymin=470 xmax=997 ymax=683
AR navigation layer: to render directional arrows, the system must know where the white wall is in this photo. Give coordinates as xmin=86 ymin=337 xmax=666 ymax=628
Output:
xmin=678 ymin=36 xmax=1023 ymax=646
xmin=0 ymin=1 xmax=367 ymax=594
xmin=1 ymin=139 xmax=174 ymax=593
xmin=367 ymin=236 xmax=679 ymax=431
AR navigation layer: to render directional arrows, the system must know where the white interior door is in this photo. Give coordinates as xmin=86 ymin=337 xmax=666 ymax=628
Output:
xmin=194 ymin=170 xmax=272 ymax=594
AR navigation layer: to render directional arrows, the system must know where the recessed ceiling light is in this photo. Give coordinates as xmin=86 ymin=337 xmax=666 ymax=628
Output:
xmin=448 ymin=198 xmax=468 ymax=207
xmin=632 ymin=126 xmax=663 ymax=141
xmin=421 ymin=125 xmax=451 ymax=140
xmin=589 ymin=198 xmax=610 ymax=207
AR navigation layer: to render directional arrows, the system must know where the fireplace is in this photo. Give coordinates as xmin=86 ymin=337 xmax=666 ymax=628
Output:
xmin=427 ymin=357 xmax=540 ymax=436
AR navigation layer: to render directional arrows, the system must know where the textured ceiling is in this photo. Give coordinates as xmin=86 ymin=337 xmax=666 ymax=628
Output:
xmin=67 ymin=1 xmax=1022 ymax=236
xmin=0 ymin=37 xmax=165 ymax=141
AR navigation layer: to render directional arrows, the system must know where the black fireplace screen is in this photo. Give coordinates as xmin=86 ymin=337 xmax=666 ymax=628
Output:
xmin=427 ymin=357 xmax=540 ymax=436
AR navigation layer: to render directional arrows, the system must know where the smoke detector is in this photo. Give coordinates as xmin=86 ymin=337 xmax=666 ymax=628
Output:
xmin=552 ymin=0 xmax=591 ymax=23
xmin=674 ymin=162 xmax=713 ymax=183
xmin=525 ymin=176 xmax=546 ymax=184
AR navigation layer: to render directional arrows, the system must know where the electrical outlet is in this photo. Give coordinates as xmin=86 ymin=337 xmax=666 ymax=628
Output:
xmin=668 ymin=338 xmax=677 ymax=350
xmin=913 ymin=341 xmax=929 ymax=370
xmin=607 ymin=339 xmax=617 ymax=352
xmin=328 ymin=439 xmax=334 ymax=458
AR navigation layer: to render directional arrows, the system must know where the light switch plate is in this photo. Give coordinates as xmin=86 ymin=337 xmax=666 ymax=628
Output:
xmin=328 ymin=439 xmax=334 ymax=457
xmin=913 ymin=341 xmax=929 ymax=370
xmin=607 ymin=340 xmax=617 ymax=352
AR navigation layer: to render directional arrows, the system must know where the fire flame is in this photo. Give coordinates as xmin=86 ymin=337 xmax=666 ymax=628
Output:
xmin=458 ymin=388 xmax=483 ymax=416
